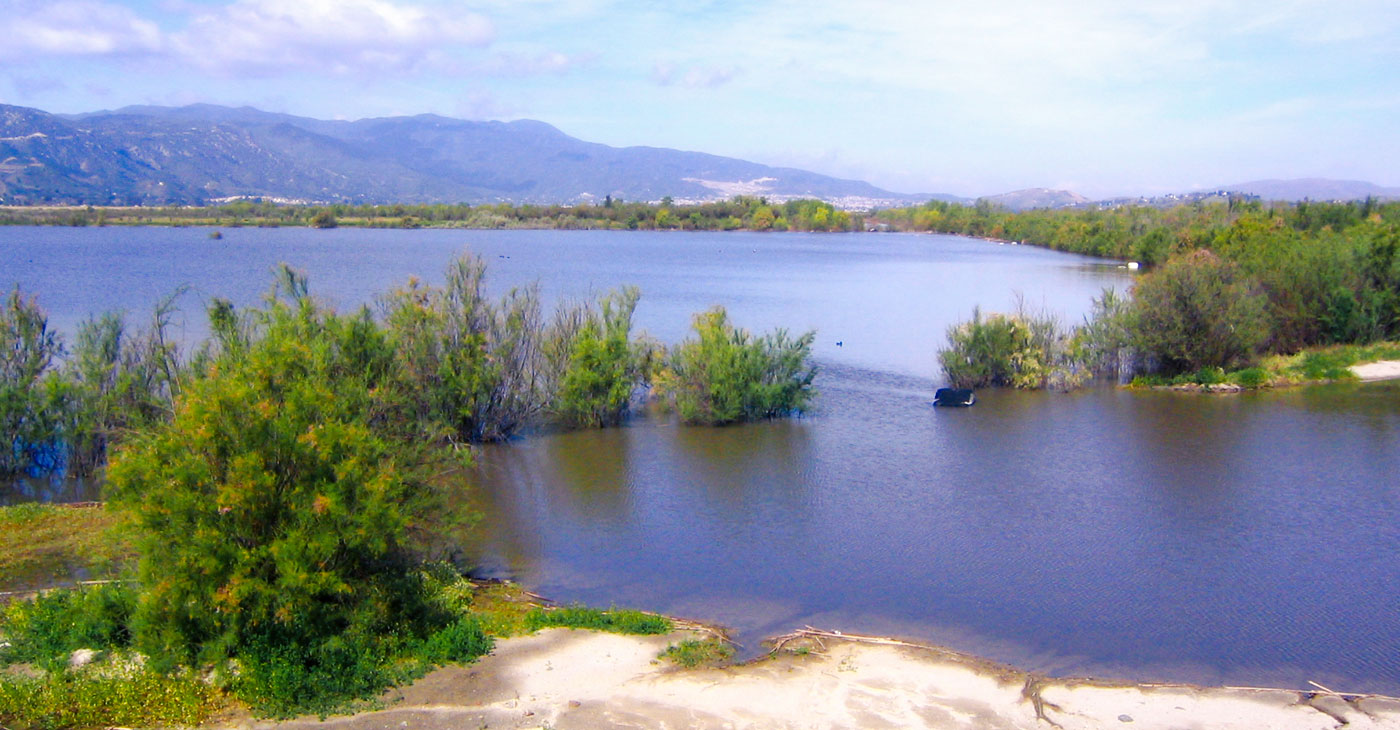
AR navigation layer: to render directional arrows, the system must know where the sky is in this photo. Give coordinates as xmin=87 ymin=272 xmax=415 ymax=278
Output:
xmin=2 ymin=0 xmax=1398 ymax=199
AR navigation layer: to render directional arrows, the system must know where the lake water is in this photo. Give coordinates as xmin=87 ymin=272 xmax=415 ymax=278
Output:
xmin=3 ymin=226 xmax=1398 ymax=694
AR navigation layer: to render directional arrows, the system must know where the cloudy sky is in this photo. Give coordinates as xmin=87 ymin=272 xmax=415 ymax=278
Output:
xmin=3 ymin=0 xmax=1397 ymax=198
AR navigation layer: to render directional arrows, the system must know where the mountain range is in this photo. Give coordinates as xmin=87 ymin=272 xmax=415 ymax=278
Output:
xmin=2 ymin=103 xmax=1395 ymax=209
xmin=0 ymin=103 xmax=938 ymax=208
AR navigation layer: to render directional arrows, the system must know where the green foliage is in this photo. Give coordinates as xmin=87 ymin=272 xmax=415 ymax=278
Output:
xmin=661 ymin=638 xmax=734 ymax=668
xmin=379 ymin=256 xmax=545 ymax=443
xmin=0 ymin=288 xmax=65 ymax=477
xmin=550 ymin=287 xmax=644 ymax=428
xmin=0 ymin=583 xmax=136 ymax=671
xmin=0 ymin=666 xmax=217 ymax=730
xmin=418 ymin=616 xmax=493 ymax=664
xmin=1230 ymin=367 xmax=1270 ymax=389
xmin=105 ymin=271 xmax=445 ymax=711
xmin=308 ymin=209 xmax=338 ymax=228
xmin=1070 ymin=288 xmax=1139 ymax=380
xmin=939 ymin=305 xmax=1081 ymax=389
xmin=1291 ymin=351 xmax=1356 ymax=381
xmin=1132 ymin=250 xmax=1271 ymax=373
xmin=523 ymin=604 xmax=671 ymax=635
xmin=656 ymin=307 xmax=816 ymax=425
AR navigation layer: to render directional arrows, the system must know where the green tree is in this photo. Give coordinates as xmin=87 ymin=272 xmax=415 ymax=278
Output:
xmin=1132 ymin=250 xmax=1271 ymax=373
xmin=107 ymin=277 xmax=444 ymax=712
xmin=551 ymin=287 xmax=644 ymax=428
xmin=656 ymin=307 xmax=816 ymax=425
xmin=0 ymin=289 xmax=65 ymax=478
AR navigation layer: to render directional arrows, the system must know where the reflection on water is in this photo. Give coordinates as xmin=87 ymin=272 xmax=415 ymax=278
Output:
xmin=4 ymin=226 xmax=1398 ymax=694
xmin=469 ymin=376 xmax=1400 ymax=695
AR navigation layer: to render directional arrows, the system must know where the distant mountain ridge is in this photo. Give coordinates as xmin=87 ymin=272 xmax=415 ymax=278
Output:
xmin=977 ymin=187 xmax=1089 ymax=212
xmin=0 ymin=103 xmax=943 ymax=208
xmin=1218 ymin=178 xmax=1400 ymax=202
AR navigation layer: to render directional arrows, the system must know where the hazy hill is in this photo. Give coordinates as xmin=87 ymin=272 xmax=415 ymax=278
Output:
xmin=1 ymin=103 xmax=939 ymax=207
xmin=978 ymin=187 xmax=1089 ymax=211
xmin=1220 ymin=178 xmax=1400 ymax=202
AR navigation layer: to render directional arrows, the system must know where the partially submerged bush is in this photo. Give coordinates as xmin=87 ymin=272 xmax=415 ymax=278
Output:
xmin=938 ymin=304 xmax=1082 ymax=389
xmin=655 ymin=307 xmax=816 ymax=425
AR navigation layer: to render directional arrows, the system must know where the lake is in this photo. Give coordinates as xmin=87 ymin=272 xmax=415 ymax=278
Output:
xmin=3 ymin=225 xmax=1398 ymax=695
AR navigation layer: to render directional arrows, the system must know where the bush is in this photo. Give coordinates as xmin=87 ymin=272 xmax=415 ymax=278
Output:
xmin=1230 ymin=367 xmax=1270 ymax=389
xmin=1132 ymin=250 xmax=1271 ymax=374
xmin=418 ymin=617 xmax=493 ymax=664
xmin=549 ymin=287 xmax=645 ymax=428
xmin=655 ymin=307 xmax=816 ymax=425
xmin=0 ymin=288 xmax=65 ymax=478
xmin=661 ymin=638 xmax=734 ymax=668
xmin=939 ymin=304 xmax=1081 ymax=389
xmin=106 ymin=273 xmax=447 ymax=713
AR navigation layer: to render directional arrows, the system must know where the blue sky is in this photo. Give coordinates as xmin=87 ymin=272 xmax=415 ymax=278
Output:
xmin=3 ymin=0 xmax=1397 ymax=198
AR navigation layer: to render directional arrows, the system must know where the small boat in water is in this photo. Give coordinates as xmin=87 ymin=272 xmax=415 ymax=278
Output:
xmin=933 ymin=387 xmax=976 ymax=407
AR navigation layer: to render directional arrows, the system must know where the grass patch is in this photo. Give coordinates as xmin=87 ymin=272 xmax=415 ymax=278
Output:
xmin=0 ymin=665 xmax=218 ymax=730
xmin=0 ymin=583 xmax=136 ymax=671
xmin=1130 ymin=341 xmax=1400 ymax=391
xmin=660 ymin=638 xmax=734 ymax=668
xmin=0 ymin=504 xmax=136 ymax=592
xmin=523 ymin=604 xmax=671 ymax=635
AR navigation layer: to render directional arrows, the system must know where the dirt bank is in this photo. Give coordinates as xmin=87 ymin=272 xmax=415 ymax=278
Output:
xmin=219 ymin=628 xmax=1400 ymax=730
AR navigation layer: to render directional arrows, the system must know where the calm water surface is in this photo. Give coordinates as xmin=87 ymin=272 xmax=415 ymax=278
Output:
xmin=3 ymin=226 xmax=1398 ymax=694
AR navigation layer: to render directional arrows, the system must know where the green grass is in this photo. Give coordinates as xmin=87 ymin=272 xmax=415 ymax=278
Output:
xmin=1130 ymin=341 xmax=1400 ymax=391
xmin=660 ymin=638 xmax=734 ymax=668
xmin=0 ymin=504 xmax=136 ymax=592
xmin=523 ymin=604 xmax=672 ymax=635
xmin=0 ymin=583 xmax=136 ymax=671
xmin=0 ymin=666 xmax=218 ymax=730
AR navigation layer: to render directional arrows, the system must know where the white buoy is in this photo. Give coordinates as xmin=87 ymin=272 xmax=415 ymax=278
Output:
xmin=1127 ymin=261 xmax=1140 ymax=270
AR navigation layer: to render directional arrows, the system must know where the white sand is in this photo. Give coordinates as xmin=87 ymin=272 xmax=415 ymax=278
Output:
xmin=228 ymin=628 xmax=1400 ymax=730
xmin=1350 ymin=360 xmax=1400 ymax=381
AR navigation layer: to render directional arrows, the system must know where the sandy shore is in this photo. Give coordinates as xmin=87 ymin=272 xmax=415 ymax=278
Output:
xmin=221 ymin=628 xmax=1400 ymax=730
xmin=1350 ymin=360 xmax=1400 ymax=381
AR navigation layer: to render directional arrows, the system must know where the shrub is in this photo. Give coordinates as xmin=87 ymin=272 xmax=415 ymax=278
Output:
xmin=549 ymin=287 xmax=645 ymax=428
xmin=0 ymin=288 xmax=64 ymax=478
xmin=661 ymin=638 xmax=734 ymax=668
xmin=418 ymin=617 xmax=493 ymax=664
xmin=655 ymin=307 xmax=816 ymax=425
xmin=106 ymin=273 xmax=448 ymax=713
xmin=939 ymin=304 xmax=1081 ymax=389
xmin=1230 ymin=367 xmax=1270 ymax=389
xmin=1132 ymin=250 xmax=1271 ymax=374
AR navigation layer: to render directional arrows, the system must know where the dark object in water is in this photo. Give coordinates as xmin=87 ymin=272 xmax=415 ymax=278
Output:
xmin=933 ymin=388 xmax=976 ymax=407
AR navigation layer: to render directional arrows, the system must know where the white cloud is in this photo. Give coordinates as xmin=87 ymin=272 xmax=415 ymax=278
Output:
xmin=171 ymin=0 xmax=495 ymax=76
xmin=651 ymin=63 xmax=738 ymax=89
xmin=0 ymin=1 xmax=163 ymax=60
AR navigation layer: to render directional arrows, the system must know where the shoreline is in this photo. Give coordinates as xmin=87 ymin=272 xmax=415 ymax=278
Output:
xmin=223 ymin=624 xmax=1400 ymax=730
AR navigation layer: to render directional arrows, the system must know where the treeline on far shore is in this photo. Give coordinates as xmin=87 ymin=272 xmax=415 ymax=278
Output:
xmin=921 ymin=197 xmax=1400 ymax=389
xmin=0 ymin=196 xmax=863 ymax=232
